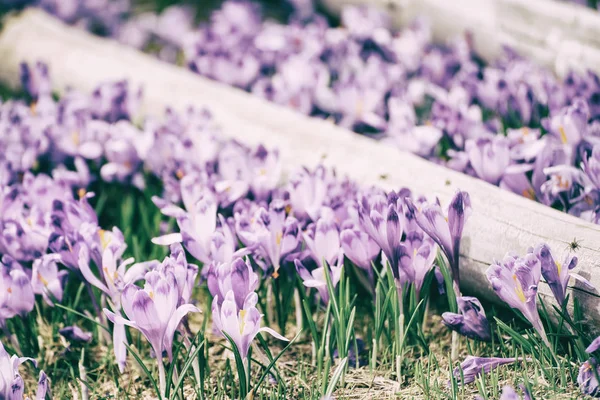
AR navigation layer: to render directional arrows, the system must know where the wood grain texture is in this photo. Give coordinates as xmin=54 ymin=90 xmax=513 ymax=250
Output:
xmin=0 ymin=10 xmax=599 ymax=328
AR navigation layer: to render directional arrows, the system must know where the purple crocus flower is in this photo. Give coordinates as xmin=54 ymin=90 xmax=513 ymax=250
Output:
xmin=340 ymin=225 xmax=380 ymax=270
xmin=212 ymin=290 xmax=287 ymax=361
xmin=59 ymin=325 xmax=93 ymax=342
xmin=397 ymin=231 xmax=437 ymax=294
xmin=0 ymin=340 xmax=47 ymax=400
xmin=486 ymin=253 xmax=549 ymax=346
xmin=465 ymin=136 xmax=511 ymax=185
xmin=303 ymin=215 xmax=341 ymax=267
xmin=578 ymin=358 xmax=600 ymax=397
xmin=248 ymin=144 xmax=281 ymax=202
xmin=545 ymin=97 xmax=589 ymax=146
xmin=235 ymin=199 xmax=300 ymax=277
xmin=206 ymin=257 xmax=258 ymax=309
xmin=535 ymin=243 xmax=593 ymax=305
xmin=583 ymin=145 xmax=600 ymax=190
xmin=157 ymin=243 xmax=199 ymax=306
xmin=295 ymin=258 xmax=343 ymax=304
xmin=0 ymin=265 xmax=35 ymax=321
xmin=152 ymin=176 xmax=218 ymax=264
xmin=31 ymin=253 xmax=68 ymax=306
xmin=287 ymin=166 xmax=330 ymax=222
xmin=104 ymin=270 xmax=200 ymax=388
xmin=20 ymin=61 xmax=51 ymax=100
xmin=358 ymin=192 xmax=404 ymax=280
xmin=500 ymin=385 xmax=532 ymax=400
xmin=453 ymin=356 xmax=517 ymax=384
xmin=587 ymin=336 xmax=600 ymax=354
xmin=442 ymin=296 xmax=491 ymax=341
xmin=407 ymin=191 xmax=471 ymax=293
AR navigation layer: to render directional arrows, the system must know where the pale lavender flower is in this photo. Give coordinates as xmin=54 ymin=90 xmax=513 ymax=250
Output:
xmin=48 ymin=196 xmax=101 ymax=269
xmin=545 ymin=97 xmax=589 ymax=146
xmin=0 ymin=340 xmax=42 ymax=399
xmin=442 ymin=296 xmax=491 ymax=341
xmin=0 ymin=265 xmax=35 ymax=320
xmin=303 ymin=215 xmax=341 ymax=267
xmin=358 ymin=192 xmax=404 ymax=280
xmin=407 ymin=191 xmax=471 ymax=292
xmin=295 ymin=258 xmax=343 ymax=304
xmin=588 ymin=336 xmax=600 ymax=354
xmin=91 ymin=80 xmax=142 ymax=123
xmin=465 ymin=136 xmax=511 ymax=185
xmin=212 ymin=290 xmax=287 ymax=360
xmin=540 ymin=165 xmax=584 ymax=199
xmin=77 ymin=237 xmax=143 ymax=309
xmin=157 ymin=243 xmax=198 ymax=306
xmin=340 ymin=225 xmax=380 ymax=270
xmin=248 ymin=145 xmax=281 ymax=202
xmin=500 ymin=164 xmax=537 ymax=201
xmin=486 ymin=253 xmax=549 ymax=346
xmin=578 ymin=358 xmax=600 ymax=397
xmin=287 ymin=166 xmax=330 ymax=222
xmin=535 ymin=243 xmax=593 ymax=305
xmin=583 ymin=144 xmax=600 ymax=190
xmin=235 ymin=199 xmax=300 ymax=276
xmin=20 ymin=61 xmax=51 ymax=100
xmin=453 ymin=356 xmax=516 ymax=384
xmin=206 ymin=257 xmax=258 ymax=309
xmin=500 ymin=385 xmax=532 ymax=400
xmin=153 ymin=176 xmax=218 ymax=264
xmin=397 ymin=231 xmax=437 ymax=293
xmin=31 ymin=253 xmax=68 ymax=305
xmin=104 ymin=270 xmax=200 ymax=363
xmin=59 ymin=325 xmax=93 ymax=342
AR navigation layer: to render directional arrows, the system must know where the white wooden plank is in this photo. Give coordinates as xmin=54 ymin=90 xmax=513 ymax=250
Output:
xmin=0 ymin=10 xmax=599 ymax=328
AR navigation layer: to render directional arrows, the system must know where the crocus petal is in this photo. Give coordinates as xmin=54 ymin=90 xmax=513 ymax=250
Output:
xmin=164 ymin=304 xmax=200 ymax=361
xmin=152 ymin=233 xmax=183 ymax=246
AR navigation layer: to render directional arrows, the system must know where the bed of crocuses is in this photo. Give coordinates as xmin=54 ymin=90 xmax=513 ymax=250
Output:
xmin=1 ymin=1 xmax=600 ymax=400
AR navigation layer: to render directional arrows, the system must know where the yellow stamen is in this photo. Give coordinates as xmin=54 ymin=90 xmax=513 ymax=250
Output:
xmin=522 ymin=188 xmax=536 ymax=200
xmin=77 ymin=188 xmax=86 ymax=199
xmin=239 ymin=309 xmax=247 ymax=334
xmin=7 ymin=287 xmax=12 ymax=294
xmin=30 ymin=101 xmax=37 ymax=115
xmin=175 ymin=169 xmax=184 ymax=180
xmin=355 ymin=99 xmax=364 ymax=116
xmin=556 ymin=261 xmax=562 ymax=276
xmin=98 ymin=229 xmax=109 ymax=250
xmin=71 ymin=131 xmax=80 ymax=146
xmin=259 ymin=168 xmax=267 ymax=176
xmin=149 ymin=291 xmax=154 ymax=300
xmin=275 ymin=232 xmax=282 ymax=246
xmin=512 ymin=274 xmax=526 ymax=303
xmin=558 ymin=126 xmax=568 ymax=144
xmin=522 ymin=127 xmax=530 ymax=136
xmin=285 ymin=205 xmax=292 ymax=215
xmin=37 ymin=272 xmax=49 ymax=287
xmin=272 ymin=270 xmax=279 ymax=279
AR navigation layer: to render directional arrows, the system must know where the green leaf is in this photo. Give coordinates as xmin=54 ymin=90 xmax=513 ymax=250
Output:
xmin=126 ymin=344 xmax=161 ymax=399
xmin=222 ymin=331 xmax=248 ymax=398
xmin=325 ymin=357 xmax=347 ymax=397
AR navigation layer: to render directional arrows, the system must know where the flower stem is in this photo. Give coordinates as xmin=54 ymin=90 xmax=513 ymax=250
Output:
xmin=451 ymin=330 xmax=459 ymax=361
xmin=158 ymin=355 xmax=166 ymax=399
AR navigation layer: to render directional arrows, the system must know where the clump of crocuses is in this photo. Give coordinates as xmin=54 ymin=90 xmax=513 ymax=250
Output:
xmin=486 ymin=252 xmax=549 ymax=346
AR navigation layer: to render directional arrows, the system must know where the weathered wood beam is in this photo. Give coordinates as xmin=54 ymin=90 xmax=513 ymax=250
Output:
xmin=0 ymin=10 xmax=599 ymax=329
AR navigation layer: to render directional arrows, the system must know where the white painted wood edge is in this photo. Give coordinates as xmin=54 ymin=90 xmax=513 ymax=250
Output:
xmin=1 ymin=9 xmax=599 ymax=328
